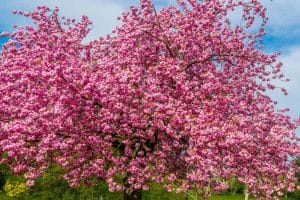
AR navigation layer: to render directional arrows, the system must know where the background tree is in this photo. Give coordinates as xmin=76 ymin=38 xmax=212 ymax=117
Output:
xmin=0 ymin=171 xmax=5 ymax=191
xmin=0 ymin=0 xmax=299 ymax=199
xmin=288 ymin=157 xmax=300 ymax=199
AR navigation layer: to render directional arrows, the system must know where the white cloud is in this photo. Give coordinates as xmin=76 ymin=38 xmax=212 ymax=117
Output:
xmin=1 ymin=0 xmax=300 ymax=38
xmin=0 ymin=0 xmax=127 ymax=40
xmin=274 ymin=46 xmax=300 ymax=135
xmin=269 ymin=46 xmax=300 ymax=121
xmin=261 ymin=0 xmax=300 ymax=27
xmin=261 ymin=0 xmax=300 ymax=36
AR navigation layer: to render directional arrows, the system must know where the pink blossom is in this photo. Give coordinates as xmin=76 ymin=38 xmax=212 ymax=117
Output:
xmin=0 ymin=1 xmax=299 ymax=199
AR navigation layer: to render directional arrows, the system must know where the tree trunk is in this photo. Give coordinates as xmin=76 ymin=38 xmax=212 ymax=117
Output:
xmin=123 ymin=189 xmax=142 ymax=200
xmin=245 ymin=192 xmax=249 ymax=200
xmin=244 ymin=187 xmax=249 ymax=200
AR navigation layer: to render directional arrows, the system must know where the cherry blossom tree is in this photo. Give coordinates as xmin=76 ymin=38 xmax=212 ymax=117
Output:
xmin=0 ymin=0 xmax=299 ymax=199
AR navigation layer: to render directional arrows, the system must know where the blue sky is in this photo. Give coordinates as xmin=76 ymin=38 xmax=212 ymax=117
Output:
xmin=0 ymin=0 xmax=299 ymax=134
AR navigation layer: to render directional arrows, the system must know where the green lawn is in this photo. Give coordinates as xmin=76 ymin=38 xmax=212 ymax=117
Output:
xmin=210 ymin=195 xmax=296 ymax=200
xmin=0 ymin=190 xmax=299 ymax=200
xmin=209 ymin=194 xmax=255 ymax=200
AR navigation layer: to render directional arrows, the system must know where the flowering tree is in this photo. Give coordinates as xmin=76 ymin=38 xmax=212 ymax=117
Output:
xmin=0 ymin=0 xmax=299 ymax=199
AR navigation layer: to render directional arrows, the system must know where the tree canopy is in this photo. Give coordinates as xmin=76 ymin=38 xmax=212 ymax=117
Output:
xmin=0 ymin=0 xmax=299 ymax=199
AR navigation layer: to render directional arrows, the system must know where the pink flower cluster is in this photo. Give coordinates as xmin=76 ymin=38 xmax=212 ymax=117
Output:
xmin=0 ymin=1 xmax=299 ymax=199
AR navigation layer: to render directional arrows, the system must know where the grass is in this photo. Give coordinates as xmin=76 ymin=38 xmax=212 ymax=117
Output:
xmin=210 ymin=194 xmax=297 ymax=200
xmin=0 ymin=190 xmax=299 ymax=200
xmin=209 ymin=194 xmax=255 ymax=200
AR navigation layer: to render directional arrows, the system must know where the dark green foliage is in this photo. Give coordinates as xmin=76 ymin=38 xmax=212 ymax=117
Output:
xmin=287 ymin=157 xmax=300 ymax=200
xmin=22 ymin=164 xmax=123 ymax=200
xmin=142 ymin=183 xmax=186 ymax=200
xmin=223 ymin=177 xmax=244 ymax=195
xmin=0 ymin=164 xmax=21 ymax=190
xmin=24 ymin=164 xmax=69 ymax=199
xmin=0 ymin=163 xmax=299 ymax=199
xmin=0 ymin=171 xmax=5 ymax=191
xmin=295 ymin=157 xmax=300 ymax=178
xmin=0 ymin=164 xmax=9 ymax=188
